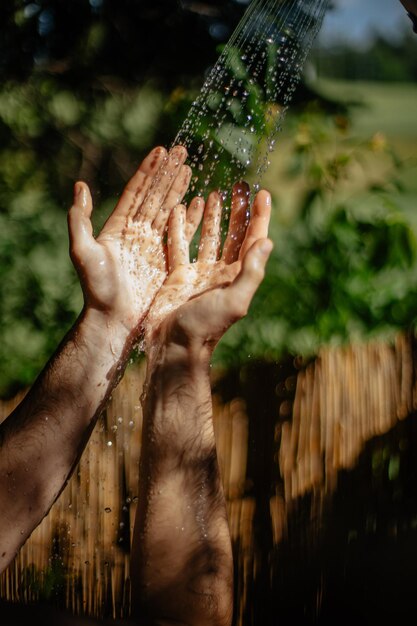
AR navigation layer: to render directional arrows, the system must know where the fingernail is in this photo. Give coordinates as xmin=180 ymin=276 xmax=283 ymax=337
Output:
xmin=74 ymin=182 xmax=87 ymax=208
xmin=173 ymin=144 xmax=186 ymax=155
xmin=74 ymin=182 xmax=82 ymax=202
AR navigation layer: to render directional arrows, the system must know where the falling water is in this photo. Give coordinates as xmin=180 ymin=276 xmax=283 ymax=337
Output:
xmin=173 ymin=0 xmax=330 ymax=207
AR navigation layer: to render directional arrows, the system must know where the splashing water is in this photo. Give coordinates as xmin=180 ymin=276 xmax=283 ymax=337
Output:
xmin=173 ymin=0 xmax=330 ymax=208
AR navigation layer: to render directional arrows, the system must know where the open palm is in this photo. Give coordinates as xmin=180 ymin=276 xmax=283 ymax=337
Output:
xmin=144 ymin=182 xmax=272 ymax=348
xmin=68 ymin=145 xmax=192 ymax=332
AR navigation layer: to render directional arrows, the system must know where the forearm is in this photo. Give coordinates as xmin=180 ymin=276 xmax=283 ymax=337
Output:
xmin=0 ymin=307 xmax=133 ymax=572
xmin=131 ymin=330 xmax=233 ymax=626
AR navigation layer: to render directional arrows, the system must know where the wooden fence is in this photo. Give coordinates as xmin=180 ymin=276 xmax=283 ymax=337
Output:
xmin=1 ymin=332 xmax=416 ymax=623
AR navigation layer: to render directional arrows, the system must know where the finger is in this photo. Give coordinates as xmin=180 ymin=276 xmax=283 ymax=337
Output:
xmin=68 ymin=182 xmax=97 ymax=261
xmin=107 ymin=146 xmax=168 ymax=222
xmin=185 ymin=196 xmax=205 ymax=242
xmin=222 ymin=181 xmax=250 ymax=264
xmin=225 ymin=238 xmax=273 ymax=316
xmin=138 ymin=145 xmax=188 ymax=223
xmin=152 ymin=163 xmax=192 ymax=234
xmin=198 ymin=191 xmax=223 ymax=262
xmin=239 ymin=189 xmax=272 ymax=259
xmin=168 ymin=204 xmax=189 ymax=271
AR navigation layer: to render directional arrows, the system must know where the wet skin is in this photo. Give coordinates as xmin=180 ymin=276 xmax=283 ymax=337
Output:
xmin=131 ymin=183 xmax=273 ymax=626
xmin=0 ymin=145 xmax=193 ymax=574
xmin=0 ymin=142 xmax=273 ymax=626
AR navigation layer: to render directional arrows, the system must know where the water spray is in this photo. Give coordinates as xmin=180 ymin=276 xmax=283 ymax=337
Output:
xmin=173 ymin=0 xmax=330 ymax=206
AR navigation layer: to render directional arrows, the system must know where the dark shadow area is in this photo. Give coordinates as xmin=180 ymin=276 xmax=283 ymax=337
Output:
xmin=271 ymin=411 xmax=417 ymax=625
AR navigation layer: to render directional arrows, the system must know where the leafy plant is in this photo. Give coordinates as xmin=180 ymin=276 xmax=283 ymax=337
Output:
xmin=214 ymin=113 xmax=417 ymax=366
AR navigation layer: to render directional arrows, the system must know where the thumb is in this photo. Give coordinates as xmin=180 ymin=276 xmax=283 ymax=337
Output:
xmin=225 ymin=238 xmax=273 ymax=316
xmin=68 ymin=181 xmax=95 ymax=262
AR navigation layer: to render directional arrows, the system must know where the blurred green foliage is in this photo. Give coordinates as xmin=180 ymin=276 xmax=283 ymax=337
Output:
xmin=0 ymin=73 xmax=174 ymax=396
xmin=0 ymin=0 xmax=233 ymax=396
xmin=312 ymin=31 xmax=417 ymax=82
xmin=214 ymin=113 xmax=417 ymax=366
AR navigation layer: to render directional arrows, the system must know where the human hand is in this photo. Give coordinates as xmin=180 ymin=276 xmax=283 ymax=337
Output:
xmin=68 ymin=145 xmax=191 ymax=335
xmin=144 ymin=182 xmax=273 ymax=354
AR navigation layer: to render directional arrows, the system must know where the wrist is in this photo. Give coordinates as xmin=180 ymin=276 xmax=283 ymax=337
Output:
xmin=146 ymin=316 xmax=213 ymax=376
xmin=77 ymin=306 xmax=136 ymax=362
xmin=141 ymin=321 xmax=215 ymax=454
xmin=143 ymin=323 xmax=215 ymax=419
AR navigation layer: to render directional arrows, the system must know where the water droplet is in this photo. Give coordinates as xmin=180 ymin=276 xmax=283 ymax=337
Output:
xmin=171 ymin=0 xmax=325 ymax=198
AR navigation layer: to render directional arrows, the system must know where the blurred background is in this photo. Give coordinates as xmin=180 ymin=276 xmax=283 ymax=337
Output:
xmin=0 ymin=0 xmax=417 ymax=624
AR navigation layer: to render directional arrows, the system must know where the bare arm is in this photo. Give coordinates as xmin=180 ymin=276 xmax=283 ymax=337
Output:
xmin=130 ymin=186 xmax=273 ymax=626
xmin=133 ymin=335 xmax=233 ymax=626
xmin=0 ymin=145 xmax=192 ymax=573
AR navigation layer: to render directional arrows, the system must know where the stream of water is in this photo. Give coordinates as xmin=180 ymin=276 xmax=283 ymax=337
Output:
xmin=173 ymin=0 xmax=330 ymax=210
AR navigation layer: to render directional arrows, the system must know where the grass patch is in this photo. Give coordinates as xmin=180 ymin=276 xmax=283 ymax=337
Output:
xmin=269 ymin=80 xmax=417 ymax=214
